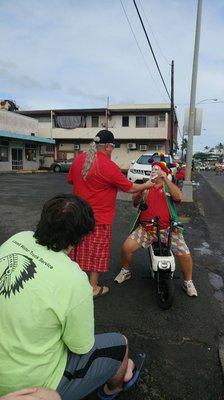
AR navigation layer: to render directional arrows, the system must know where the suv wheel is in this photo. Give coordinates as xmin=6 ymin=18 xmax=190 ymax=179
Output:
xmin=54 ymin=165 xmax=61 ymax=172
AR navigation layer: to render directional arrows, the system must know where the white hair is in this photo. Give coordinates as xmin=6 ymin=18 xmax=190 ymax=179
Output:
xmin=82 ymin=139 xmax=106 ymax=179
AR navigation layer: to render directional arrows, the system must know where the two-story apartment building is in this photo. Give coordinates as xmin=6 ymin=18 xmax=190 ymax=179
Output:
xmin=18 ymin=103 xmax=178 ymax=170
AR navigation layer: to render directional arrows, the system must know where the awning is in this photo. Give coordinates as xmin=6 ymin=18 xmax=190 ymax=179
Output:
xmin=0 ymin=130 xmax=55 ymax=144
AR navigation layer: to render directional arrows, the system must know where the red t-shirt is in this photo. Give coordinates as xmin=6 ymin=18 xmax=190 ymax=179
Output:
xmin=176 ymin=167 xmax=186 ymax=181
xmin=67 ymin=152 xmax=133 ymax=224
xmin=140 ymin=185 xmax=170 ymax=229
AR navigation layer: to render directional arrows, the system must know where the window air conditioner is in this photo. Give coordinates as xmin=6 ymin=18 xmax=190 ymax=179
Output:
xmin=74 ymin=144 xmax=80 ymax=150
xmin=127 ymin=143 xmax=137 ymax=150
xmin=139 ymin=144 xmax=148 ymax=151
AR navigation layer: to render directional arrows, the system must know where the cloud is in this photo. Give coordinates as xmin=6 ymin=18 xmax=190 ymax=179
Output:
xmin=0 ymin=0 xmax=223 ymax=150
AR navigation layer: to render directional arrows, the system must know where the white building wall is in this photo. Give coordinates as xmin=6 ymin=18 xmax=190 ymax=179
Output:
xmin=0 ymin=161 xmax=11 ymax=171
xmin=0 ymin=110 xmax=38 ymax=135
xmin=38 ymin=121 xmax=52 ymax=137
xmin=49 ymin=126 xmax=167 ymax=140
xmin=38 ymin=112 xmax=168 ymax=141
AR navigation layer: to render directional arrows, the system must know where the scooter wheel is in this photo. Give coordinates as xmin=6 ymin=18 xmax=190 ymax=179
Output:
xmin=157 ymin=278 xmax=174 ymax=310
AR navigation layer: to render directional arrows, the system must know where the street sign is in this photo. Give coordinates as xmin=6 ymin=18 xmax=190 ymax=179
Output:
xmin=183 ymin=107 xmax=203 ymax=136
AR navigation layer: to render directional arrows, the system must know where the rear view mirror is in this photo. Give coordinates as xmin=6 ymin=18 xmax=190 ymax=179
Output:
xmin=131 ymin=160 xmax=135 ymax=165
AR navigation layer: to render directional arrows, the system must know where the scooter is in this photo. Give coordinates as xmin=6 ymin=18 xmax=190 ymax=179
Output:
xmin=142 ymin=217 xmax=183 ymax=310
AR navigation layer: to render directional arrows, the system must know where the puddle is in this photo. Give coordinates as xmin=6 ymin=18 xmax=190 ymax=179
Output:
xmin=209 ymin=272 xmax=224 ymax=290
xmin=214 ymin=291 xmax=224 ymax=302
xmin=194 ymin=242 xmax=212 ymax=255
xmin=208 ymin=272 xmax=224 ymax=312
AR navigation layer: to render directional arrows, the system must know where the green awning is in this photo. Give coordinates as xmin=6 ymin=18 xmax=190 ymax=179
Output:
xmin=0 ymin=130 xmax=55 ymax=144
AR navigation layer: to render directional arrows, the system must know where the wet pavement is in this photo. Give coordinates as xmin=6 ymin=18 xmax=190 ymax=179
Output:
xmin=0 ymin=172 xmax=224 ymax=400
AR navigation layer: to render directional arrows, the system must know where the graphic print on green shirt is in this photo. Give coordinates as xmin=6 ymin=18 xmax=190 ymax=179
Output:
xmin=0 ymin=253 xmax=37 ymax=298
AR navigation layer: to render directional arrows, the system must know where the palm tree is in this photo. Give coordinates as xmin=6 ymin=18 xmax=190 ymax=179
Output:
xmin=215 ymin=143 xmax=224 ymax=154
xmin=204 ymin=146 xmax=210 ymax=152
xmin=181 ymin=138 xmax=188 ymax=162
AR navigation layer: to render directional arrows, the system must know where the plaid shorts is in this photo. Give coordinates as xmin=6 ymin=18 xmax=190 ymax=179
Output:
xmin=129 ymin=225 xmax=190 ymax=256
xmin=69 ymin=225 xmax=112 ymax=273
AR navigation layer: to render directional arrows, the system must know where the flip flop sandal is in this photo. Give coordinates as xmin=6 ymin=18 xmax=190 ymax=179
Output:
xmin=93 ymin=286 xmax=109 ymax=299
xmin=97 ymin=352 xmax=146 ymax=399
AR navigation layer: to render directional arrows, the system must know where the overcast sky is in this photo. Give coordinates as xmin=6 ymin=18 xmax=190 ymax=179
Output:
xmin=0 ymin=0 xmax=223 ymax=152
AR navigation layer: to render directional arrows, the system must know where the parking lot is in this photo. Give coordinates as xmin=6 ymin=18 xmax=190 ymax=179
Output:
xmin=0 ymin=172 xmax=224 ymax=400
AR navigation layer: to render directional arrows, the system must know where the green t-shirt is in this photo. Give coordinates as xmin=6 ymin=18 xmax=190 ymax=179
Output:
xmin=0 ymin=231 xmax=94 ymax=395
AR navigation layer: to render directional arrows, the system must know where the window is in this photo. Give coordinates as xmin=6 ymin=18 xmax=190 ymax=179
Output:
xmin=91 ymin=116 xmax=99 ymax=127
xmin=46 ymin=145 xmax=54 ymax=152
xmin=159 ymin=113 xmax=165 ymax=121
xmin=0 ymin=140 xmax=9 ymax=146
xmin=136 ymin=115 xmax=161 ymax=128
xmin=122 ymin=116 xmax=129 ymax=127
xmin=139 ymin=144 xmax=148 ymax=151
xmin=136 ymin=154 xmax=170 ymax=165
xmin=150 ymin=144 xmax=164 ymax=152
xmin=147 ymin=115 xmax=158 ymax=127
xmin=0 ymin=146 xmax=9 ymax=162
xmin=0 ymin=140 xmax=9 ymax=162
xmin=136 ymin=116 xmax=146 ymax=127
xmin=25 ymin=143 xmax=37 ymax=161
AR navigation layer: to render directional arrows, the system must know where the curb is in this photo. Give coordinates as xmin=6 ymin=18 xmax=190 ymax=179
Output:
xmin=0 ymin=170 xmax=51 ymax=175
xmin=219 ymin=337 xmax=224 ymax=377
xmin=16 ymin=170 xmax=50 ymax=174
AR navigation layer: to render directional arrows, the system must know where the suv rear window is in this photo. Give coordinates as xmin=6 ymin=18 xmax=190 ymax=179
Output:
xmin=136 ymin=155 xmax=171 ymax=165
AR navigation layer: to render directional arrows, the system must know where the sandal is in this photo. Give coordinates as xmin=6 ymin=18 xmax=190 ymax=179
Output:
xmin=97 ymin=352 xmax=146 ymax=399
xmin=93 ymin=286 xmax=109 ymax=299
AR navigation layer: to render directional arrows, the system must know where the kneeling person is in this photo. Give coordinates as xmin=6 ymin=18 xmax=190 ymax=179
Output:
xmin=0 ymin=194 xmax=143 ymax=400
xmin=115 ymin=162 xmax=197 ymax=297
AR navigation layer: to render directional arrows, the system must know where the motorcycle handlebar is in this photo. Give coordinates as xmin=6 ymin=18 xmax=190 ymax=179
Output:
xmin=140 ymin=219 xmax=183 ymax=229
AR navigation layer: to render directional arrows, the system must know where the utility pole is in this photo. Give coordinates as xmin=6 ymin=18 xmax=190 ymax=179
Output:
xmin=105 ymin=96 xmax=109 ymax=129
xmin=182 ymin=0 xmax=203 ymax=201
xmin=170 ymin=60 xmax=174 ymax=157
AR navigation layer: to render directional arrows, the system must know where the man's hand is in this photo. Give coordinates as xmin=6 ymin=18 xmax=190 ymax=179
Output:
xmin=144 ymin=180 xmax=155 ymax=189
xmin=129 ymin=180 xmax=154 ymax=193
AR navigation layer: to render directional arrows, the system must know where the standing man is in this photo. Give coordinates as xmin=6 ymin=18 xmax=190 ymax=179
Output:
xmin=68 ymin=130 xmax=154 ymax=298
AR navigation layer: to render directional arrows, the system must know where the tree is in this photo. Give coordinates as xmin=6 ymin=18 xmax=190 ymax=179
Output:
xmin=194 ymin=152 xmax=208 ymax=161
xmin=215 ymin=143 xmax=224 ymax=153
xmin=181 ymin=138 xmax=188 ymax=162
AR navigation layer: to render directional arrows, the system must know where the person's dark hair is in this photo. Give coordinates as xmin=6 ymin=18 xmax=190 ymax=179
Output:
xmin=34 ymin=194 xmax=95 ymax=252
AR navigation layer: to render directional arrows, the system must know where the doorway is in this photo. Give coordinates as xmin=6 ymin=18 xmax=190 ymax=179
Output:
xmin=12 ymin=148 xmax=23 ymax=170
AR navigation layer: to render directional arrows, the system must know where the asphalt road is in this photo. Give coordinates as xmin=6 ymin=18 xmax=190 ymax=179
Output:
xmin=0 ymin=172 xmax=224 ymax=400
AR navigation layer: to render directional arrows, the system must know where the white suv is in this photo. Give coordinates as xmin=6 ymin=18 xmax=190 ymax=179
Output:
xmin=127 ymin=153 xmax=173 ymax=183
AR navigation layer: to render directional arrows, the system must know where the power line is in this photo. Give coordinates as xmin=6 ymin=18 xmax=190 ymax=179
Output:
xmin=133 ymin=0 xmax=171 ymax=101
xmin=138 ymin=0 xmax=170 ymax=66
xmin=119 ymin=0 xmax=167 ymax=101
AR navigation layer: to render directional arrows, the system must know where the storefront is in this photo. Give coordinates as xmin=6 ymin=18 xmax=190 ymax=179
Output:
xmin=0 ymin=130 xmax=55 ymax=172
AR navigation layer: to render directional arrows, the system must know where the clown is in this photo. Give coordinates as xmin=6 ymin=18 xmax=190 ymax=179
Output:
xmin=115 ymin=161 xmax=197 ymax=298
